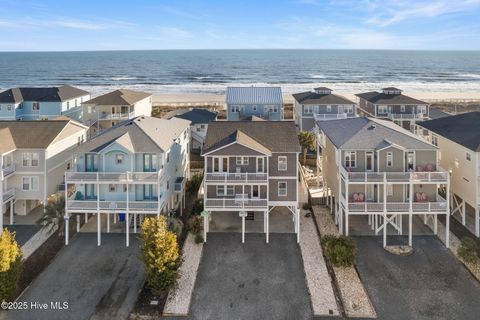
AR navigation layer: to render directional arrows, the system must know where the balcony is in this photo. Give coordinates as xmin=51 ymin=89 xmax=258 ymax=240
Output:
xmin=388 ymin=113 xmax=426 ymax=121
xmin=66 ymin=200 xmax=159 ymax=213
xmin=347 ymin=201 xmax=447 ymax=213
xmin=1 ymin=164 xmax=15 ymax=179
xmin=65 ymin=171 xmax=162 ymax=183
xmin=340 ymin=166 xmax=448 ymax=184
xmin=98 ymin=111 xmax=135 ymax=120
xmin=313 ymin=113 xmax=348 ymax=121
xmin=205 ymin=172 xmax=268 ymax=184
xmin=204 ymin=197 xmax=268 ymax=209
xmin=2 ymin=188 xmax=15 ymax=203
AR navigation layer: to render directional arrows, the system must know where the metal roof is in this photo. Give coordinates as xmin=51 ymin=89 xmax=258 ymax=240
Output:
xmin=226 ymin=87 xmax=283 ymax=105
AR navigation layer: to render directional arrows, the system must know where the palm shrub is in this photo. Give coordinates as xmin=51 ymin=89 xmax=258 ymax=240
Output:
xmin=321 ymin=235 xmax=357 ymax=267
xmin=0 ymin=229 xmax=23 ymax=301
xmin=297 ymin=131 xmax=315 ymax=165
xmin=186 ymin=173 xmax=204 ymax=194
xmin=37 ymin=196 xmax=65 ymax=238
xmin=191 ymin=199 xmax=204 ymax=216
xmin=139 ymin=216 xmax=181 ymax=293
xmin=457 ymin=237 xmax=478 ymax=264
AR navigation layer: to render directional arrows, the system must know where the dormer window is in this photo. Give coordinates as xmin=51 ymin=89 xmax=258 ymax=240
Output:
xmin=32 ymin=102 xmax=39 ymax=110
xmin=382 ymin=87 xmax=402 ymax=95
xmin=314 ymin=87 xmax=332 ymax=95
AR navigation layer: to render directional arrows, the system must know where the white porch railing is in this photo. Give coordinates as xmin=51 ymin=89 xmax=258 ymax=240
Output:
xmin=205 ymin=198 xmax=268 ymax=209
xmin=313 ymin=113 xmax=348 ymax=121
xmin=1 ymin=164 xmax=15 ymax=179
xmin=65 ymin=171 xmax=162 ymax=183
xmin=205 ymin=172 xmax=268 ymax=183
xmin=340 ymin=166 xmax=448 ymax=183
xmin=66 ymin=200 xmax=159 ymax=212
xmin=348 ymin=200 xmax=448 ymax=213
xmin=388 ymin=113 xmax=426 ymax=120
xmin=2 ymin=188 xmax=15 ymax=203
xmin=98 ymin=111 xmax=135 ymax=120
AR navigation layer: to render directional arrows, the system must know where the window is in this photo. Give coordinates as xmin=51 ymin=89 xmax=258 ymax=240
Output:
xmin=216 ymin=185 xmax=234 ymax=196
xmin=66 ymin=162 xmax=71 ymax=170
xmin=7 ymin=105 xmax=12 ymax=111
xmin=466 ymin=152 xmax=472 ymax=161
xmin=66 ymin=101 xmax=70 ymax=110
xmin=431 ymin=134 xmax=438 ymax=146
xmin=273 ymin=105 xmax=279 ymax=113
xmin=109 ymin=184 xmax=116 ymax=192
xmin=252 ymin=185 xmax=260 ymax=198
xmin=401 ymin=105 xmax=405 ymax=112
xmin=32 ymin=102 xmax=39 ymax=110
xmin=304 ymin=105 xmax=313 ymax=114
xmin=22 ymin=152 xmax=39 ymax=167
xmin=257 ymin=157 xmax=265 ymax=173
xmin=200 ymin=124 xmax=205 ymax=129
xmin=386 ymin=184 xmax=393 ymax=197
xmin=231 ymin=105 xmax=240 ymax=113
xmin=278 ymin=181 xmax=287 ymax=196
xmin=236 ymin=157 xmax=249 ymax=165
xmin=196 ymin=127 xmax=201 ymax=132
xmin=326 ymin=105 xmax=331 ymax=112
xmin=166 ymin=152 xmax=170 ymax=163
xmin=115 ymin=154 xmax=124 ymax=164
xmin=378 ymin=105 xmax=388 ymax=114
xmin=345 ymin=105 xmax=353 ymax=114
xmin=22 ymin=176 xmax=39 ymax=191
xmin=123 ymin=184 xmax=127 ymax=192
xmin=344 ymin=151 xmax=356 ymax=168
xmin=386 ymin=152 xmax=393 ymax=167
xmin=278 ymin=156 xmax=287 ymax=171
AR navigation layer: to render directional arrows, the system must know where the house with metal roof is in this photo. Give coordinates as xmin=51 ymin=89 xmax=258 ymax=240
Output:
xmin=200 ymin=121 xmax=301 ymax=243
xmin=0 ymin=85 xmax=90 ymax=121
xmin=81 ymin=89 xmax=152 ymax=137
xmin=226 ymin=87 xmax=283 ymax=121
xmin=315 ymin=117 xmax=450 ymax=247
xmin=355 ymin=87 xmax=429 ymax=132
xmin=293 ymin=87 xmax=357 ymax=131
xmin=0 ymin=119 xmax=88 ymax=232
xmin=164 ymin=108 xmax=218 ymax=152
xmin=64 ymin=116 xmax=190 ymax=246
xmin=418 ymin=112 xmax=480 ymax=237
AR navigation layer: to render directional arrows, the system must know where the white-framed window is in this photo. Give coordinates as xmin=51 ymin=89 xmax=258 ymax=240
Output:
xmin=326 ymin=105 xmax=332 ymax=112
xmin=252 ymin=185 xmax=260 ymax=198
xmin=109 ymin=184 xmax=116 ymax=192
xmin=22 ymin=176 xmax=39 ymax=191
xmin=417 ymin=105 xmax=426 ymax=114
xmin=378 ymin=105 xmax=388 ymax=114
xmin=216 ymin=185 xmax=234 ymax=196
xmin=22 ymin=152 xmax=39 ymax=167
xmin=304 ymin=105 xmax=313 ymax=114
xmin=236 ymin=156 xmax=249 ymax=165
xmin=278 ymin=156 xmax=287 ymax=171
xmin=278 ymin=181 xmax=287 ymax=196
xmin=344 ymin=105 xmax=353 ymax=114
xmin=466 ymin=152 xmax=472 ymax=161
xmin=200 ymin=124 xmax=205 ymax=129
xmin=386 ymin=184 xmax=393 ymax=196
xmin=115 ymin=154 xmax=124 ymax=164
xmin=196 ymin=127 xmax=201 ymax=132
xmin=344 ymin=151 xmax=356 ymax=168
xmin=32 ymin=102 xmax=39 ymax=110
xmin=401 ymin=105 xmax=405 ymax=112
xmin=123 ymin=184 xmax=127 ymax=192
xmin=431 ymin=134 xmax=438 ymax=146
xmin=167 ymin=180 xmax=170 ymax=190
xmin=386 ymin=152 xmax=393 ymax=167
xmin=231 ymin=105 xmax=240 ymax=113
xmin=257 ymin=157 xmax=265 ymax=173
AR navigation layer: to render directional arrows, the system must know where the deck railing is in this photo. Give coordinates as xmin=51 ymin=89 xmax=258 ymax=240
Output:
xmin=65 ymin=171 xmax=162 ymax=183
xmin=98 ymin=111 xmax=135 ymax=120
xmin=340 ymin=166 xmax=448 ymax=183
xmin=66 ymin=200 xmax=159 ymax=212
xmin=204 ymin=172 xmax=268 ymax=183
xmin=1 ymin=164 xmax=15 ymax=179
xmin=313 ymin=113 xmax=348 ymax=121
xmin=348 ymin=200 xmax=448 ymax=213
xmin=2 ymin=188 xmax=15 ymax=203
xmin=204 ymin=198 xmax=268 ymax=209
xmin=388 ymin=113 xmax=426 ymax=120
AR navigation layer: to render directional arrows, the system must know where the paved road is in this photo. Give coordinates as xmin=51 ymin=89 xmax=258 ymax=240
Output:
xmin=355 ymin=236 xmax=480 ymax=320
xmin=189 ymin=233 xmax=312 ymax=320
xmin=4 ymin=233 xmax=144 ymax=320
xmin=5 ymin=225 xmax=40 ymax=246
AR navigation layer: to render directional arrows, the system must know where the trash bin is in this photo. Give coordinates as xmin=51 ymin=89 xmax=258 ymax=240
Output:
xmin=118 ymin=213 xmax=125 ymax=222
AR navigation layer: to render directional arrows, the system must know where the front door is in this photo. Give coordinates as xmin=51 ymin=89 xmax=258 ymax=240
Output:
xmin=86 ymin=184 xmax=96 ymax=199
xmin=365 ymin=152 xmax=374 ymax=172
xmin=213 ymin=157 xmax=228 ymax=173
xmin=407 ymin=152 xmax=415 ymax=171
xmin=365 ymin=184 xmax=375 ymax=201
xmin=144 ymin=154 xmax=157 ymax=172
xmin=144 ymin=185 xmax=154 ymax=200
xmin=85 ymin=154 xmax=97 ymax=172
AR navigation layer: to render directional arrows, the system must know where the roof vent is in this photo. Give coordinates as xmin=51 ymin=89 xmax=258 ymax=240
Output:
xmin=368 ymin=124 xmax=376 ymax=130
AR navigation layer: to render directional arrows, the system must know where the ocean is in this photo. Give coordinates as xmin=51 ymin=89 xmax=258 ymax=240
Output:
xmin=0 ymin=50 xmax=480 ymax=95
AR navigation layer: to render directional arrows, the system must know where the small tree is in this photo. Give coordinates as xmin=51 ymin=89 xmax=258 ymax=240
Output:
xmin=0 ymin=229 xmax=23 ymax=301
xmin=37 ymin=196 xmax=66 ymax=238
xmin=139 ymin=216 xmax=181 ymax=294
xmin=297 ymin=131 xmax=315 ymax=164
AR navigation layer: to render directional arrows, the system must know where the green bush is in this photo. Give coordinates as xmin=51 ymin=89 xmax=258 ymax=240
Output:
xmin=457 ymin=237 xmax=478 ymax=264
xmin=191 ymin=199 xmax=204 ymax=216
xmin=321 ymin=235 xmax=357 ymax=267
xmin=194 ymin=233 xmax=204 ymax=244
xmin=187 ymin=216 xmax=201 ymax=235
xmin=0 ymin=229 xmax=23 ymax=301
xmin=186 ymin=173 xmax=204 ymax=194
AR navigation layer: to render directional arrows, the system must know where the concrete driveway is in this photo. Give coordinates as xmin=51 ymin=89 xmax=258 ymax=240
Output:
xmin=4 ymin=233 xmax=144 ymax=320
xmin=189 ymin=233 xmax=312 ymax=320
xmin=355 ymin=236 xmax=480 ymax=320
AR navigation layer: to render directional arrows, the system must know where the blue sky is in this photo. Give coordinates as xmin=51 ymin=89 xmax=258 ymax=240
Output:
xmin=1 ymin=0 xmax=480 ymax=51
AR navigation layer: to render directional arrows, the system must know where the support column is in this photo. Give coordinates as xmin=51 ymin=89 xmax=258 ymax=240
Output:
xmin=296 ymin=209 xmax=300 ymax=243
xmin=97 ymin=212 xmax=101 ymax=246
xmin=85 ymin=213 xmax=88 ymax=224
xmin=383 ymin=214 xmax=387 ymax=248
xmin=446 ymin=180 xmax=450 ymax=248
xmin=475 ymin=208 xmax=479 ymax=238
xmin=203 ymin=214 xmax=207 ymax=243
xmin=114 ymin=212 xmax=117 ymax=224
xmin=0 ymin=202 xmax=3 ymax=235
xmin=462 ymin=200 xmax=466 ymax=225
xmin=134 ymin=213 xmax=137 ymax=233
xmin=76 ymin=214 xmax=80 ymax=232
xmin=126 ymin=212 xmax=130 ymax=247
xmin=241 ymin=215 xmax=245 ymax=243
xmin=345 ymin=209 xmax=349 ymax=236
xmin=10 ymin=200 xmax=14 ymax=225
xmin=65 ymin=214 xmax=70 ymax=245
xmin=263 ymin=211 xmax=266 ymax=233
xmin=434 ymin=214 xmax=438 ymax=235
xmin=107 ymin=213 xmax=110 ymax=233
xmin=408 ymin=213 xmax=412 ymax=247
xmin=266 ymin=211 xmax=269 ymax=243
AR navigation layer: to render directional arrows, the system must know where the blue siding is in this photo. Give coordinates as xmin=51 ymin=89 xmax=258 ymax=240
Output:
xmin=227 ymin=103 xmax=283 ymax=121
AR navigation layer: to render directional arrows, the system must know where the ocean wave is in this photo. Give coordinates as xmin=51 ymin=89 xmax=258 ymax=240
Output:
xmin=111 ymin=76 xmax=138 ymax=81
xmin=310 ymin=74 xmax=325 ymax=79
xmin=459 ymin=73 xmax=480 ymax=79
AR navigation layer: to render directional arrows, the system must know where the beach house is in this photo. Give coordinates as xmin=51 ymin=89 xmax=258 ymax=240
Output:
xmin=164 ymin=108 xmax=218 ymax=152
xmin=0 ymin=85 xmax=90 ymax=121
xmin=356 ymin=87 xmax=429 ymax=132
xmin=293 ymin=87 xmax=357 ymax=131
xmin=316 ymin=117 xmax=450 ymax=247
xmin=64 ymin=116 xmax=190 ymax=246
xmin=0 ymin=119 xmax=88 ymax=230
xmin=201 ymin=121 xmax=301 ymax=243
xmin=226 ymin=87 xmax=283 ymax=121
xmin=82 ymin=89 xmax=152 ymax=137
xmin=418 ymin=112 xmax=480 ymax=237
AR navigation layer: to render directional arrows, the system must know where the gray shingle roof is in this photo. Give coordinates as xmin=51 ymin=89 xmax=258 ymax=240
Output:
xmin=418 ymin=112 xmax=480 ymax=152
xmin=82 ymin=89 xmax=151 ymax=106
xmin=0 ymin=85 xmax=89 ymax=103
xmin=428 ymin=108 xmax=452 ymax=120
xmin=317 ymin=117 xmax=436 ymax=150
xmin=226 ymin=87 xmax=283 ymax=105
xmin=75 ymin=116 xmax=190 ymax=153
xmin=356 ymin=91 xmax=427 ymax=105
xmin=203 ymin=121 xmax=300 ymax=154
xmin=292 ymin=91 xmax=355 ymax=105
xmin=165 ymin=108 xmax=217 ymax=124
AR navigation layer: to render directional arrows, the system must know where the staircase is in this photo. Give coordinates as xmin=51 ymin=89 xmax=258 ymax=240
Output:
xmin=246 ymin=211 xmax=255 ymax=221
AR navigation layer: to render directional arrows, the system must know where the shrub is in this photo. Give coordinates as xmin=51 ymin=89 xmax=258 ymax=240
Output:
xmin=321 ymin=235 xmax=356 ymax=267
xmin=139 ymin=216 xmax=181 ymax=294
xmin=167 ymin=217 xmax=184 ymax=238
xmin=186 ymin=173 xmax=204 ymax=194
xmin=302 ymin=203 xmax=312 ymax=210
xmin=191 ymin=199 xmax=204 ymax=216
xmin=0 ymin=229 xmax=23 ymax=301
xmin=194 ymin=233 xmax=204 ymax=244
xmin=457 ymin=237 xmax=478 ymax=264
xmin=187 ymin=216 xmax=202 ymax=235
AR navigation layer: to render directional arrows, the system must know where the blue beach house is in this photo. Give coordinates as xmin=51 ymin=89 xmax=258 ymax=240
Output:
xmin=226 ymin=87 xmax=283 ymax=121
xmin=0 ymin=85 xmax=90 ymax=121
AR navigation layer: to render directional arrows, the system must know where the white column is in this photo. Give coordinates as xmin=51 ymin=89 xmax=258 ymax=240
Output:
xmin=434 ymin=214 xmax=438 ymax=235
xmin=85 ymin=213 xmax=88 ymax=224
xmin=296 ymin=209 xmax=300 ymax=243
xmin=126 ymin=212 xmax=130 ymax=247
xmin=9 ymin=200 xmax=13 ymax=225
xmin=107 ymin=213 xmax=110 ymax=233
xmin=203 ymin=214 xmax=207 ymax=243
xmin=0 ymin=201 xmax=3 ymax=235
xmin=76 ymin=214 xmax=80 ymax=232
xmin=475 ymin=208 xmax=479 ymax=238
xmin=266 ymin=211 xmax=269 ymax=243
xmin=65 ymin=215 xmax=70 ymax=245
xmin=134 ymin=213 xmax=137 ymax=233
xmin=241 ymin=215 xmax=245 ymax=243
xmin=263 ymin=211 xmax=266 ymax=233
xmin=345 ymin=209 xmax=349 ymax=236
xmin=345 ymin=180 xmax=349 ymax=236
xmin=97 ymin=212 xmax=101 ymax=246
xmin=446 ymin=180 xmax=450 ymax=248
xmin=114 ymin=212 xmax=117 ymax=224
xmin=383 ymin=214 xmax=387 ymax=248
xmin=408 ymin=213 xmax=412 ymax=247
